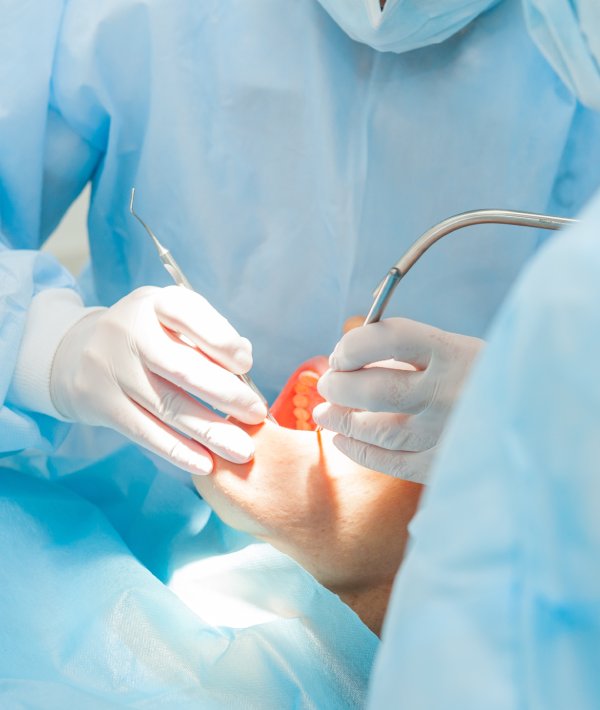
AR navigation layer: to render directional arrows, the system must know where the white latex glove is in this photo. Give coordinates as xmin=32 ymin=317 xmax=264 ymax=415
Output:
xmin=50 ymin=285 xmax=267 ymax=476
xmin=312 ymin=318 xmax=484 ymax=483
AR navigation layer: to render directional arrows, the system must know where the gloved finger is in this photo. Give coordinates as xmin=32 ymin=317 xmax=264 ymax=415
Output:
xmin=317 ymin=366 xmax=434 ymax=415
xmin=112 ymin=397 xmax=214 ymax=475
xmin=138 ymin=322 xmax=267 ymax=423
xmin=153 ymin=285 xmax=253 ymax=375
xmin=312 ymin=402 xmax=439 ymax=453
xmin=126 ymin=372 xmax=255 ymax=463
xmin=332 ymin=434 xmax=436 ymax=484
xmin=330 ymin=317 xmax=446 ymax=371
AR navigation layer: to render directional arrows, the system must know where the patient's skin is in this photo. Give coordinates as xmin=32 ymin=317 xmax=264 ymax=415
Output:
xmin=192 ymin=422 xmax=423 ymax=634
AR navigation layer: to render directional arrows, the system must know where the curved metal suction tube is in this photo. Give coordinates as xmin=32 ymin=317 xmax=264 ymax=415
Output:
xmin=365 ymin=209 xmax=578 ymax=325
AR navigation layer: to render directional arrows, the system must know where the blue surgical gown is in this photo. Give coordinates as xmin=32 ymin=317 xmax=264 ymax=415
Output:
xmin=369 ymin=187 xmax=600 ymax=708
xmin=1 ymin=0 xmax=600 ymax=705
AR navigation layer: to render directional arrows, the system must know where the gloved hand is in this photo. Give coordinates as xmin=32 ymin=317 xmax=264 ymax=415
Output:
xmin=50 ymin=285 xmax=267 ymax=475
xmin=312 ymin=317 xmax=484 ymax=483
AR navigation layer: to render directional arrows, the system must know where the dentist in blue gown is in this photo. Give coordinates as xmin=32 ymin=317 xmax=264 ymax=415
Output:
xmin=1 ymin=0 xmax=600 ymax=706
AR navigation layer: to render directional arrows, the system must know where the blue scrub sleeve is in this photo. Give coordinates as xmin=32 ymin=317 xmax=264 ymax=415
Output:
xmin=0 ymin=1 xmax=102 ymax=455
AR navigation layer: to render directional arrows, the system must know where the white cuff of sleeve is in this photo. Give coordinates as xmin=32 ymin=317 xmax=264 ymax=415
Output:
xmin=10 ymin=288 xmax=103 ymax=420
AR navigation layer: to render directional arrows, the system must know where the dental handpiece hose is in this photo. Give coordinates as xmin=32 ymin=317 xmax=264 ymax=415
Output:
xmin=129 ymin=189 xmax=277 ymax=424
xmin=365 ymin=208 xmax=578 ymax=325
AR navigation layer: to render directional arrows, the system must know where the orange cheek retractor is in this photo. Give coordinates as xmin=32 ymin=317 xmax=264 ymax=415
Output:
xmin=271 ymin=319 xmax=365 ymax=431
xmin=271 ymin=356 xmax=329 ymax=431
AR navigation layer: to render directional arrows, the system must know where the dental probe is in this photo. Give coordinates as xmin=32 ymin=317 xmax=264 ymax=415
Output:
xmin=129 ymin=188 xmax=278 ymax=424
xmin=365 ymin=208 xmax=578 ymax=325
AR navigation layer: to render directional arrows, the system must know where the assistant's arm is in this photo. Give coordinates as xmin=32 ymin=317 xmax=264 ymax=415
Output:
xmin=2 ymin=1 xmax=264 ymax=475
xmin=0 ymin=3 xmax=103 ymax=456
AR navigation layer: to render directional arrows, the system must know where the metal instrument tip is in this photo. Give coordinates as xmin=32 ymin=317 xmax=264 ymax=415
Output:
xmin=129 ymin=187 xmax=136 ymax=216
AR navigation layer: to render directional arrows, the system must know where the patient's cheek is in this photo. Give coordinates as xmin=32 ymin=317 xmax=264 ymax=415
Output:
xmin=271 ymin=356 xmax=329 ymax=431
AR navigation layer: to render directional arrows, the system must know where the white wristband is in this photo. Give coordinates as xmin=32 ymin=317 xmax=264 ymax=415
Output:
xmin=9 ymin=288 xmax=103 ymax=419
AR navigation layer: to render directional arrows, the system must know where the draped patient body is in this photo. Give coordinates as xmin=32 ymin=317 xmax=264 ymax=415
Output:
xmin=193 ymin=419 xmax=422 ymax=634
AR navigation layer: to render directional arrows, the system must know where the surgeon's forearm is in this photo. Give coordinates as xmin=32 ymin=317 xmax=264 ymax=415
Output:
xmin=193 ymin=422 xmax=422 ymax=634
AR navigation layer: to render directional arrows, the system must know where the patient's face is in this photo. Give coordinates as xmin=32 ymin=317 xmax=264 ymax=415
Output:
xmin=193 ymin=347 xmax=422 ymax=633
xmin=194 ymin=422 xmax=423 ymax=595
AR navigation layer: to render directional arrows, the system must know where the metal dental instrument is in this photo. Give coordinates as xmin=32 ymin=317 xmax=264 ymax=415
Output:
xmin=129 ymin=188 xmax=278 ymax=424
xmin=365 ymin=208 xmax=579 ymax=325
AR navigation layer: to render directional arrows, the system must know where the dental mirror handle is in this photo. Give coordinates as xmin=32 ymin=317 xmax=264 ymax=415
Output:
xmin=165 ymin=257 xmax=278 ymax=423
xmin=161 ymin=252 xmax=193 ymax=290
xmin=130 ymin=188 xmax=277 ymax=423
